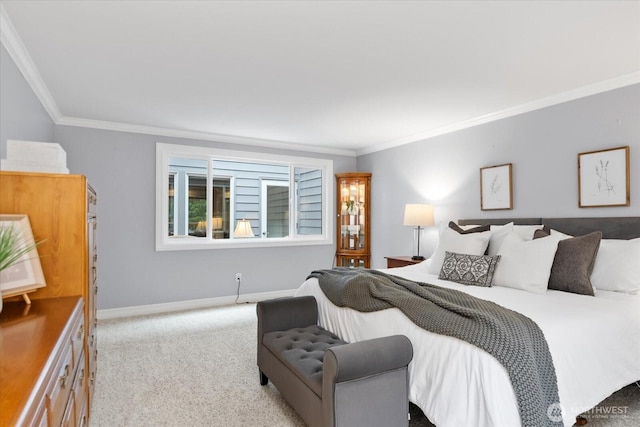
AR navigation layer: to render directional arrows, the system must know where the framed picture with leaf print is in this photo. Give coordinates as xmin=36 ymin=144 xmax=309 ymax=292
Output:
xmin=578 ymin=146 xmax=630 ymax=208
xmin=480 ymin=163 xmax=513 ymax=210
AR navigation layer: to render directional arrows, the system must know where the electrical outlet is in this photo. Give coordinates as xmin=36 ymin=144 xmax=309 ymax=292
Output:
xmin=235 ymin=273 xmax=242 ymax=283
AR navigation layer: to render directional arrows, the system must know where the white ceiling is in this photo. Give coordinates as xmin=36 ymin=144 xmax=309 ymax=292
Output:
xmin=2 ymin=1 xmax=639 ymax=156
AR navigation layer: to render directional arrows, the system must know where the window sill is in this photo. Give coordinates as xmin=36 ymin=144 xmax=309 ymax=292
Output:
xmin=155 ymin=236 xmax=333 ymax=251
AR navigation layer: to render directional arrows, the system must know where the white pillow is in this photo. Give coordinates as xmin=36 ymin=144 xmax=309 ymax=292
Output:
xmin=550 ymin=229 xmax=573 ymax=238
xmin=591 ymin=238 xmax=640 ymax=294
xmin=488 ymin=223 xmax=544 ymax=256
xmin=493 ymin=232 xmax=561 ymax=293
xmin=488 ymin=223 xmax=514 ymax=256
xmin=489 ymin=223 xmax=511 ymax=230
xmin=513 ymin=224 xmax=544 ymax=240
xmin=427 ymin=227 xmax=491 ymax=274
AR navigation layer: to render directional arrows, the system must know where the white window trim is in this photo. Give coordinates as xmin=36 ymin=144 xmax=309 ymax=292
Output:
xmin=185 ymin=171 xmax=206 ymax=235
xmin=156 ymin=143 xmax=334 ymax=251
xmin=211 ymin=174 xmax=234 ymax=239
xmin=260 ymin=179 xmax=290 ymax=238
xmin=168 ymin=171 xmax=177 ymax=236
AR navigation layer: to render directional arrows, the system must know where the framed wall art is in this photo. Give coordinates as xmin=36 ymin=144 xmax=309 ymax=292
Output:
xmin=578 ymin=146 xmax=630 ymax=208
xmin=480 ymin=163 xmax=513 ymax=210
xmin=0 ymin=214 xmax=46 ymax=299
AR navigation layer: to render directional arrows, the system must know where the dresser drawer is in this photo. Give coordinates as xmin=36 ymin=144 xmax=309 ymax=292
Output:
xmin=61 ymin=392 xmax=75 ymax=427
xmin=88 ymin=324 xmax=98 ymax=404
xmin=71 ymin=312 xmax=85 ymax=371
xmin=73 ymin=351 xmax=87 ymax=426
xmin=76 ymin=393 xmax=88 ymax=427
xmin=32 ymin=398 xmax=49 ymax=427
xmin=46 ymin=342 xmax=75 ymax=427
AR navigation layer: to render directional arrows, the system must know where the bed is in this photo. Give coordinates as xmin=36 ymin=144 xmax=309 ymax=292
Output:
xmin=294 ymin=217 xmax=640 ymax=427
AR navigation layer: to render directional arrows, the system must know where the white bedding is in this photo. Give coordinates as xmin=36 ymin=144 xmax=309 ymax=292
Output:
xmin=294 ymin=262 xmax=640 ymax=427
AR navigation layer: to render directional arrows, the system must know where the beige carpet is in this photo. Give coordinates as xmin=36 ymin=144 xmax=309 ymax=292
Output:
xmin=90 ymin=303 xmax=640 ymax=427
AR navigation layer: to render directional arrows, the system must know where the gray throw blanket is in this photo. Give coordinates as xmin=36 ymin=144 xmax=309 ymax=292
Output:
xmin=308 ymin=268 xmax=562 ymax=427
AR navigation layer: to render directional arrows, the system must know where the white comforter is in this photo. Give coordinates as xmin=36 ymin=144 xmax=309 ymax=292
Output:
xmin=294 ymin=262 xmax=640 ymax=427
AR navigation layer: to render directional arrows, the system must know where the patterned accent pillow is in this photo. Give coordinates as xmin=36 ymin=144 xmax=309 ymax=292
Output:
xmin=439 ymin=251 xmax=501 ymax=287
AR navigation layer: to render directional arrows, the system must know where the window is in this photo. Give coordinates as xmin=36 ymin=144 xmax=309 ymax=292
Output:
xmin=261 ymin=180 xmax=289 ymax=238
xmin=156 ymin=143 xmax=334 ymax=250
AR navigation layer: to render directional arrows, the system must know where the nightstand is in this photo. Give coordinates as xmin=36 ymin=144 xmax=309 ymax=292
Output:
xmin=385 ymin=256 xmax=424 ymax=268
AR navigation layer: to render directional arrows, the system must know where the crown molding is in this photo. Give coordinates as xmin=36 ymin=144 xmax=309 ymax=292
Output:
xmin=56 ymin=115 xmax=357 ymax=156
xmin=357 ymin=71 xmax=640 ymax=156
xmin=0 ymin=4 xmax=62 ymax=121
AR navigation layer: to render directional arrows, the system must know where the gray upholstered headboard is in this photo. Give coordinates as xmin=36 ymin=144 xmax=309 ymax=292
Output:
xmin=457 ymin=217 xmax=640 ymax=239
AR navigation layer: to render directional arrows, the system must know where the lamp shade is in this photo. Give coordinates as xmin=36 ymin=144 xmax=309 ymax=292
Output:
xmin=233 ymin=219 xmax=254 ymax=238
xmin=403 ymin=204 xmax=434 ymax=227
xmin=212 ymin=217 xmax=223 ymax=230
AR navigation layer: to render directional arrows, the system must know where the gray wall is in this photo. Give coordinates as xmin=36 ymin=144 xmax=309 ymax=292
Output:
xmin=0 ymin=45 xmax=54 ymax=156
xmin=3 ymin=43 xmax=638 ymax=308
xmin=54 ymin=125 xmax=355 ymax=309
xmin=358 ymin=84 xmax=640 ymax=268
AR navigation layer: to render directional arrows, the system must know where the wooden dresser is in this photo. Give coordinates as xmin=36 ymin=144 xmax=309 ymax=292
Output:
xmin=1 ymin=297 xmax=86 ymax=426
xmin=0 ymin=171 xmax=98 ymax=424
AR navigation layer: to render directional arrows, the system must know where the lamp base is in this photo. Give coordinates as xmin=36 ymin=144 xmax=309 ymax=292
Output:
xmin=411 ymin=255 xmax=425 ymax=261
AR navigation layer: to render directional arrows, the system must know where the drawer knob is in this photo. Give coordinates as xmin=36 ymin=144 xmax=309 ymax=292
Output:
xmin=59 ymin=364 xmax=70 ymax=387
xmin=77 ymin=324 xmax=84 ymax=339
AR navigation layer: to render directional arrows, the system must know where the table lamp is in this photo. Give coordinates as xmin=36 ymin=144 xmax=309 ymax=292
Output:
xmin=403 ymin=204 xmax=434 ymax=260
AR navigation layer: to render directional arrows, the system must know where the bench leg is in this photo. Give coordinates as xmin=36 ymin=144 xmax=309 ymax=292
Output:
xmin=259 ymin=370 xmax=269 ymax=386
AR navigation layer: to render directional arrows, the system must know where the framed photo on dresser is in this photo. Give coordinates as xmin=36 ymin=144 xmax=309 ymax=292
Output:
xmin=0 ymin=214 xmax=46 ymax=299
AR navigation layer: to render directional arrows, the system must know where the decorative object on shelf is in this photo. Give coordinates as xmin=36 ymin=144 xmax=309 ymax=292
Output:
xmin=0 ymin=140 xmax=69 ymax=174
xmin=578 ymin=146 xmax=630 ymax=208
xmin=233 ymin=218 xmax=255 ymax=238
xmin=480 ymin=163 xmax=513 ymax=210
xmin=403 ymin=204 xmax=434 ymax=260
xmin=344 ymin=200 xmax=360 ymax=216
xmin=336 ymin=173 xmax=371 ymax=268
xmin=0 ymin=214 xmax=46 ymax=305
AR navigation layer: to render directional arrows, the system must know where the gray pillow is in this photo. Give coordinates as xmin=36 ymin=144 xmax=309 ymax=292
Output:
xmin=439 ymin=251 xmax=501 ymax=287
xmin=533 ymin=230 xmax=602 ymax=296
xmin=448 ymin=221 xmax=490 ymax=234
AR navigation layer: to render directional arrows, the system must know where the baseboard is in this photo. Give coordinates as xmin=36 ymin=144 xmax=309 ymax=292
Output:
xmin=97 ymin=288 xmax=298 ymax=320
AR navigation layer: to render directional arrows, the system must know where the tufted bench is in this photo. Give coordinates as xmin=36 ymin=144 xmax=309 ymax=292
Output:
xmin=257 ymin=296 xmax=413 ymax=427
